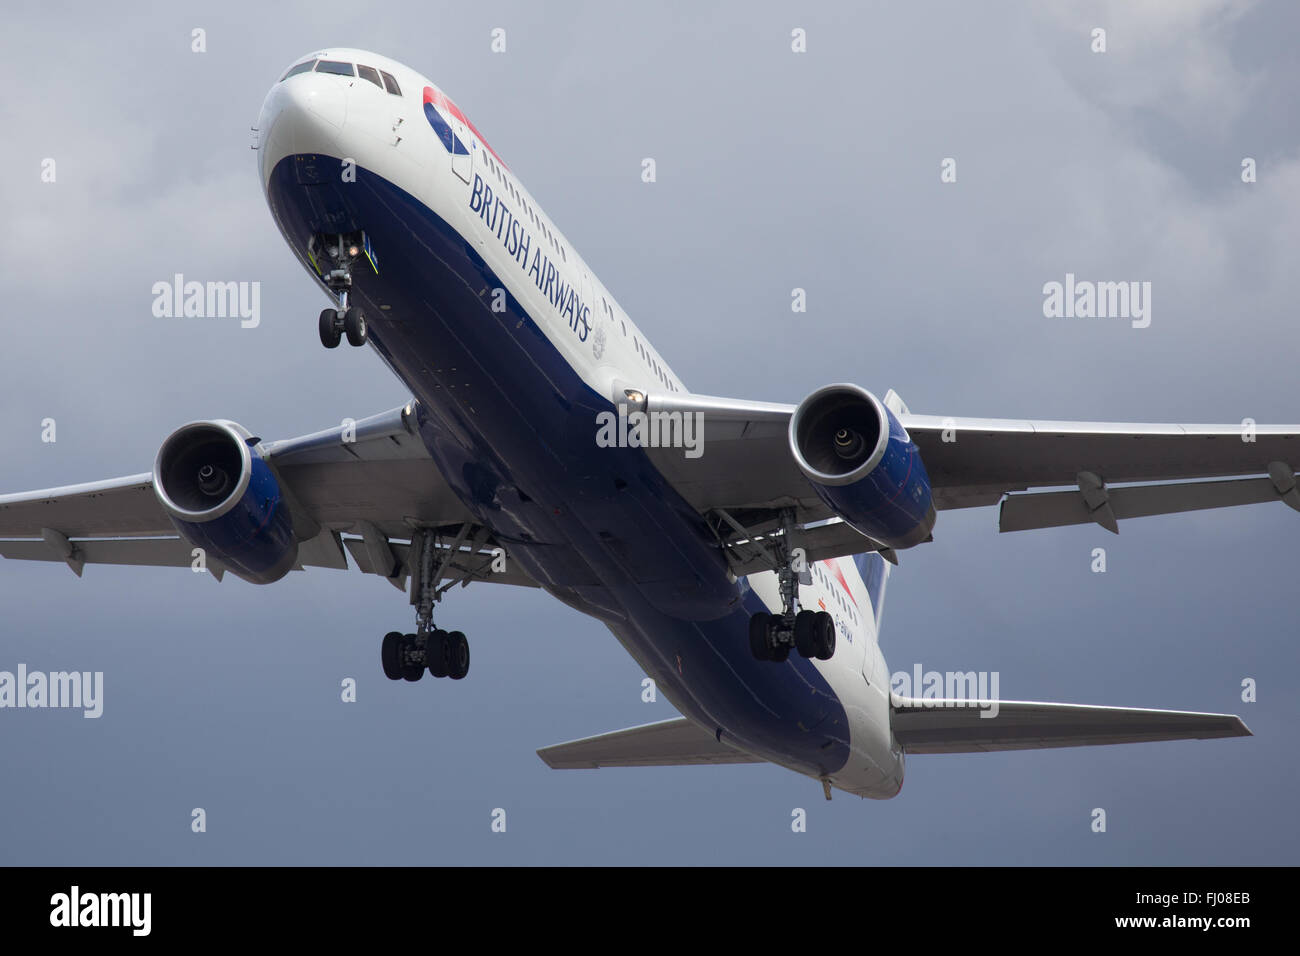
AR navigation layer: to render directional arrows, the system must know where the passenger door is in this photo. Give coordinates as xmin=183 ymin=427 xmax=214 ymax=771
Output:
xmin=450 ymin=117 xmax=472 ymax=185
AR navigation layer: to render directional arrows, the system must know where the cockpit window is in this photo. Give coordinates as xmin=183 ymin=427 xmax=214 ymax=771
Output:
xmin=357 ymin=64 xmax=383 ymax=89
xmin=380 ymin=70 xmax=402 ymax=95
xmin=280 ymin=60 xmax=316 ymax=81
xmin=315 ymin=60 xmax=355 ymax=77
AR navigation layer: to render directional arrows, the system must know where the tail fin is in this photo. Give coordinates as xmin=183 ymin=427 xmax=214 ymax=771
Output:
xmin=852 ymin=552 xmax=892 ymax=631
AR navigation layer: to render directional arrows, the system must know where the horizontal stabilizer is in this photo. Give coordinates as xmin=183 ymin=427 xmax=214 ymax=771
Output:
xmin=538 ymin=717 xmax=761 ymax=769
xmin=892 ymin=697 xmax=1250 ymax=754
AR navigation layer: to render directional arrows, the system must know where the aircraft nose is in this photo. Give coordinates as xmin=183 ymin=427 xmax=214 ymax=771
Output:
xmin=285 ymin=71 xmax=348 ymax=130
xmin=256 ymin=71 xmax=350 ymax=185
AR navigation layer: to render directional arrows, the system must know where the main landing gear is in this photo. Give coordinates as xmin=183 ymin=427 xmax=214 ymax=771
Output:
xmin=313 ymin=232 xmax=368 ymax=349
xmin=748 ymin=510 xmax=836 ymax=663
xmin=381 ymin=628 xmax=469 ymax=682
xmin=379 ymin=529 xmax=472 ymax=682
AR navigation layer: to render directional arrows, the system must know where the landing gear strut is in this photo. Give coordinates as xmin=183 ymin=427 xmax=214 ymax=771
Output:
xmin=379 ymin=527 xmax=472 ymax=682
xmin=313 ymin=232 xmax=368 ymax=349
xmin=747 ymin=509 xmax=836 ymax=663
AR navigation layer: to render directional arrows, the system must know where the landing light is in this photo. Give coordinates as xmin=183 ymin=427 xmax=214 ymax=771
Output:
xmin=624 ymin=389 xmax=645 ymax=404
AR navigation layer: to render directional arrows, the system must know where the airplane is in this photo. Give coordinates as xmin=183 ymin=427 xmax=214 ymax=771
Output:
xmin=0 ymin=47 xmax=1287 ymax=800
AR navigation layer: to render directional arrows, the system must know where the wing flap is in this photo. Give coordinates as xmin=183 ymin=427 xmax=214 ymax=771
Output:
xmin=538 ymin=717 xmax=761 ymax=768
xmin=999 ymin=475 xmax=1286 ymax=532
xmin=892 ymin=697 xmax=1251 ymax=754
xmin=0 ymin=536 xmax=191 ymax=570
xmin=342 ymin=536 xmax=538 ymax=588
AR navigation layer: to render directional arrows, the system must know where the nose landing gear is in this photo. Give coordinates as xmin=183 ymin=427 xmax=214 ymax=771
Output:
xmin=319 ymin=306 xmax=366 ymax=349
xmin=311 ymin=232 xmax=369 ymax=348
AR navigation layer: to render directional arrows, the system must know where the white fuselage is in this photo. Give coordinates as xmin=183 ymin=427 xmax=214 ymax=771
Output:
xmin=256 ymin=49 xmax=903 ymax=798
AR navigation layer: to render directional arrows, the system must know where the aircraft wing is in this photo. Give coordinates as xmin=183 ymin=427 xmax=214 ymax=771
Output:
xmin=639 ymin=389 xmax=1300 ymax=568
xmin=538 ymin=717 xmax=762 ymax=768
xmin=891 ymin=697 xmax=1251 ymax=754
xmin=0 ymin=404 xmax=535 ymax=588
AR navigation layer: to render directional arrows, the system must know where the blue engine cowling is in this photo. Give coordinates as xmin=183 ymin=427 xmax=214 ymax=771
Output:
xmin=788 ymin=384 xmax=936 ymax=550
xmin=153 ymin=421 xmax=298 ymax=584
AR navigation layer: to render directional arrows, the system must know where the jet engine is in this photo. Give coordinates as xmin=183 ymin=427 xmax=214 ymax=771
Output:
xmin=788 ymin=384 xmax=936 ymax=550
xmin=153 ymin=420 xmax=298 ymax=584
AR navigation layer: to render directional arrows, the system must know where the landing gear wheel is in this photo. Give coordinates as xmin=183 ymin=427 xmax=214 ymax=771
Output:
xmin=381 ymin=631 xmax=403 ymax=680
xmin=748 ymin=612 xmax=772 ymax=661
xmin=400 ymin=633 xmax=424 ymax=681
xmin=770 ymin=644 xmax=790 ymax=663
xmin=813 ymin=612 xmax=836 ymax=660
xmin=343 ymin=307 xmax=367 ymax=346
xmin=426 ymin=629 xmax=450 ymax=678
xmin=794 ymin=610 xmax=818 ymax=658
xmin=319 ymin=308 xmax=342 ymax=348
xmin=446 ymin=630 xmax=470 ymax=680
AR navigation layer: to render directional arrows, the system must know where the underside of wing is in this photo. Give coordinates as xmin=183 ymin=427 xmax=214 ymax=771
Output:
xmin=633 ymin=389 xmax=1300 ymax=560
xmin=537 ymin=718 xmax=762 ymax=768
xmin=0 ymin=404 xmax=535 ymax=589
xmin=899 ymin=413 xmax=1300 ymax=531
xmin=891 ymin=697 xmax=1251 ymax=754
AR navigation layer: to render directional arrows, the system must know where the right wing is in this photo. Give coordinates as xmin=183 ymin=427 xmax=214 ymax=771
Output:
xmin=538 ymin=718 xmax=762 ymax=768
xmin=891 ymin=697 xmax=1251 ymax=754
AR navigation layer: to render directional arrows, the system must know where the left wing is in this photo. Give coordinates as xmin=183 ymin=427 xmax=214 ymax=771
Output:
xmin=637 ymin=389 xmax=1300 ymax=566
xmin=0 ymin=405 xmax=535 ymax=588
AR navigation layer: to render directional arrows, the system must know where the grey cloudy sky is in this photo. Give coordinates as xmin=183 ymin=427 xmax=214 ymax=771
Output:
xmin=1 ymin=0 xmax=1297 ymax=864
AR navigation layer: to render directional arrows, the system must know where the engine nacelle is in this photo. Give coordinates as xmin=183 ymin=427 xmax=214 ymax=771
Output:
xmin=789 ymin=384 xmax=936 ymax=550
xmin=153 ymin=420 xmax=298 ymax=584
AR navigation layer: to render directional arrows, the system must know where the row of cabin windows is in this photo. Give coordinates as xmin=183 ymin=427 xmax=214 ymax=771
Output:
xmin=810 ymin=563 xmax=860 ymax=626
xmin=281 ymin=59 xmax=402 ymax=96
xmin=477 ymin=140 xmax=682 ymax=395
xmin=632 ymin=335 xmax=679 ymax=392
xmin=481 ymin=149 xmax=567 ymax=263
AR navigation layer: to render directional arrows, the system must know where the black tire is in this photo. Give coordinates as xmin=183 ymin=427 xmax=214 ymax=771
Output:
xmin=770 ymin=644 xmax=790 ymax=663
xmin=427 ymin=629 xmax=450 ymax=678
xmin=400 ymin=633 xmax=423 ymax=680
xmin=343 ymin=306 xmax=367 ymax=346
xmin=319 ymin=308 xmax=341 ymax=348
xmin=446 ymin=630 xmax=470 ymax=680
xmin=814 ymin=612 xmax=836 ymax=660
xmin=748 ymin=612 xmax=771 ymax=661
xmin=794 ymin=610 xmax=818 ymax=658
xmin=381 ymin=630 xmax=403 ymax=680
